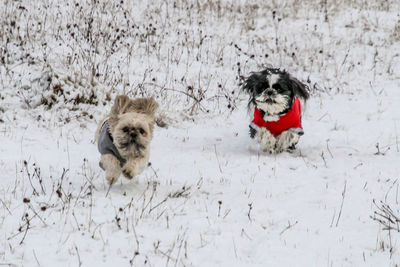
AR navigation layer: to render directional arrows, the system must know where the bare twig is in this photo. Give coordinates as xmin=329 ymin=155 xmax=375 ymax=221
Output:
xmin=335 ymin=181 xmax=347 ymax=227
xmin=148 ymin=163 xmax=159 ymax=179
xmin=24 ymin=162 xmax=38 ymax=196
xmin=241 ymin=228 xmax=252 ymax=240
xmin=75 ymin=245 xmax=82 ymax=267
xmin=105 ymin=179 xmax=114 ymax=197
xmin=149 ymin=197 xmax=169 ymax=214
xmin=374 ymin=142 xmax=390 ymax=156
xmin=169 ymin=186 xmax=191 ymax=198
xmin=385 ymin=179 xmax=398 ymax=203
xmin=88 ymin=181 xmax=94 ymax=232
xmin=371 ymin=200 xmax=400 ymax=232
xmin=321 ymin=151 xmax=327 ymax=167
xmin=33 ymin=166 xmax=46 ymax=195
xmin=280 ymin=220 xmax=298 ymax=235
xmin=326 ymin=139 xmax=333 ymax=158
xmin=81 ymin=159 xmax=97 ymax=190
xmin=19 ymin=221 xmax=30 ymax=245
xmin=27 ymin=204 xmax=47 ymax=227
xmin=353 ymin=163 xmax=363 ymax=170
xmin=330 ymin=209 xmax=336 ymax=228
xmin=174 ymin=232 xmax=187 ymax=267
xmin=33 ymin=249 xmax=41 ymax=266
xmin=232 ymin=237 xmax=238 ymax=259
xmin=0 ymin=197 xmax=12 ymax=215
xmin=140 ymin=186 xmax=156 ymax=219
xmin=129 ymin=220 xmax=140 ymax=265
xmin=213 ymin=144 xmax=223 ymax=173
xmin=247 ymin=203 xmax=253 ymax=221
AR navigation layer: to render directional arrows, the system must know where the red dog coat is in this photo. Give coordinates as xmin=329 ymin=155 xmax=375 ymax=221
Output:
xmin=251 ymin=97 xmax=304 ymax=137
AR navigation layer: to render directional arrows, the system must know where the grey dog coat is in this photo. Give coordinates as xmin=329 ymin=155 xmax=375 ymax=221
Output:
xmin=98 ymin=120 xmax=126 ymax=170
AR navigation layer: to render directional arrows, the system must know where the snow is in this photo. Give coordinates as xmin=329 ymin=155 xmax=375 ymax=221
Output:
xmin=1 ymin=0 xmax=400 ymax=266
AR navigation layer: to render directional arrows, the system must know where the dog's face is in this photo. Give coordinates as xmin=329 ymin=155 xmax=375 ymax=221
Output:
xmin=243 ymin=68 xmax=309 ymax=120
xmin=111 ymin=112 xmax=153 ymax=155
xmin=108 ymin=95 xmax=158 ymax=156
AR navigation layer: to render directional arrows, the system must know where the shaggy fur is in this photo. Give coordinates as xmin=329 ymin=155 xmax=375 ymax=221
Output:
xmin=95 ymin=95 xmax=159 ymax=185
xmin=242 ymin=68 xmax=309 ymax=153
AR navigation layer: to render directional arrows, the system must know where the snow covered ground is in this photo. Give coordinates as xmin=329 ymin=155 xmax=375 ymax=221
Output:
xmin=1 ymin=0 xmax=400 ymax=266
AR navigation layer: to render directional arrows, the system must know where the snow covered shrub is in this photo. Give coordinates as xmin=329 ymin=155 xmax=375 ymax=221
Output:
xmin=1 ymin=0 xmax=400 ymax=122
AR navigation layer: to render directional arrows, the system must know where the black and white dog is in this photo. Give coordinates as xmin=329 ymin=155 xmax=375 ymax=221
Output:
xmin=242 ymin=68 xmax=309 ymax=153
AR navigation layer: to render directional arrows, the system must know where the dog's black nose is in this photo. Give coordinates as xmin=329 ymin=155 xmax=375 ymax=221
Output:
xmin=130 ymin=133 xmax=137 ymax=139
xmin=266 ymin=90 xmax=274 ymax=96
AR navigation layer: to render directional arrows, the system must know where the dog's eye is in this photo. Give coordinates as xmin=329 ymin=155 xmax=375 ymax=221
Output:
xmin=139 ymin=128 xmax=146 ymax=135
xmin=122 ymin=127 xmax=129 ymax=133
xmin=272 ymin=84 xmax=282 ymax=90
xmin=256 ymin=82 xmax=269 ymax=93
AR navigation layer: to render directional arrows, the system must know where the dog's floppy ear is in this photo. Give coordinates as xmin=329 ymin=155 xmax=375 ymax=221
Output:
xmin=133 ymin=97 xmax=169 ymax=128
xmin=288 ymin=76 xmax=310 ymax=100
xmin=242 ymin=70 xmax=268 ymax=94
xmin=242 ymin=72 xmax=261 ymax=93
xmin=242 ymin=73 xmax=257 ymax=94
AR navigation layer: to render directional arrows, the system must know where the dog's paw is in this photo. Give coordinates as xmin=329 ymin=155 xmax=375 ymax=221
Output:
xmin=261 ymin=144 xmax=277 ymax=154
xmin=106 ymin=176 xmax=118 ymax=185
xmin=122 ymin=165 xmax=136 ymax=180
xmin=275 ymin=131 xmax=300 ymax=153
xmin=249 ymin=125 xmax=257 ymax=139
xmin=287 ymin=144 xmax=297 ymax=152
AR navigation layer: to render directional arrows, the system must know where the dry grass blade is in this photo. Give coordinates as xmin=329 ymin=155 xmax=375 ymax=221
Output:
xmin=371 ymin=199 xmax=400 ymax=232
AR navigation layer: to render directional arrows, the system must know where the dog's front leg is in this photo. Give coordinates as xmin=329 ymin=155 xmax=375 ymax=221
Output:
xmin=275 ymin=130 xmax=300 ymax=153
xmin=100 ymin=154 xmax=122 ymax=185
xmin=122 ymin=155 xmax=149 ymax=180
xmin=256 ymin=127 xmax=277 ymax=154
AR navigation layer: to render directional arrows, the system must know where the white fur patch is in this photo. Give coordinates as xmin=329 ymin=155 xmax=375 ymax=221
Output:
xmin=268 ymin=74 xmax=280 ymax=86
xmin=255 ymin=93 xmax=290 ymax=121
xmin=255 ymin=73 xmax=290 ymax=121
